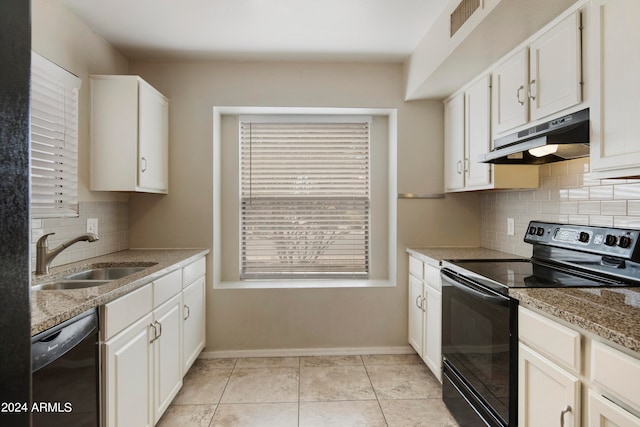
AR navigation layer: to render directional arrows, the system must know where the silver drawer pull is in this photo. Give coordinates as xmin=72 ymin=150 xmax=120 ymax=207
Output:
xmin=560 ymin=405 xmax=571 ymax=427
xmin=149 ymin=322 xmax=158 ymax=343
xmin=141 ymin=156 xmax=148 ymax=173
xmin=184 ymin=304 xmax=191 ymax=321
xmin=517 ymin=85 xmax=525 ymax=105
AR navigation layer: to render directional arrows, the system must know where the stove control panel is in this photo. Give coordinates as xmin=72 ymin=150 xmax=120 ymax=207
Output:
xmin=524 ymin=221 xmax=640 ymax=261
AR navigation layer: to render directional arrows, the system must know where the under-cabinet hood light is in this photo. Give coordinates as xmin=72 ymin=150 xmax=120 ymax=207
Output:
xmin=529 ymin=144 xmax=559 ymax=157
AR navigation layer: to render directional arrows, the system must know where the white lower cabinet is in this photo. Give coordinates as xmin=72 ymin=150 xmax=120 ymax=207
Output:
xmin=104 ymin=313 xmax=154 ymax=427
xmin=519 ymin=343 xmax=580 ymax=427
xmin=152 ymin=294 xmax=183 ymax=422
xmin=589 ymin=390 xmax=640 ymax=427
xmin=519 ymin=306 xmax=640 ymax=427
xmin=101 ymin=256 xmax=207 ymax=427
xmin=182 ymin=276 xmax=206 ymax=373
xmin=407 ymin=255 xmax=442 ymax=382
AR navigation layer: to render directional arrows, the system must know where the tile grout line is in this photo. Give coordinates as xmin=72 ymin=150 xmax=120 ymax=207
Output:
xmin=207 ymin=358 xmax=238 ymax=427
xmin=361 ymin=355 xmax=390 ymax=427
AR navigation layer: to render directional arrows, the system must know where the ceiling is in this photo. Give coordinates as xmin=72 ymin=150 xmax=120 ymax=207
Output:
xmin=56 ymin=0 xmax=448 ymax=62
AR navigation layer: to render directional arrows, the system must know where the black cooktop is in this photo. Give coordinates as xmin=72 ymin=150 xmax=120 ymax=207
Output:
xmin=447 ymin=259 xmax=634 ymax=292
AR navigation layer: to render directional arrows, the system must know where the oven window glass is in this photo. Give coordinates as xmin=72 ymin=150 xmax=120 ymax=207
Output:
xmin=443 ymin=280 xmax=513 ymax=423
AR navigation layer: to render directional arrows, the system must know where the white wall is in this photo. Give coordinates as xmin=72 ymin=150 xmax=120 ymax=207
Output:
xmin=128 ymin=59 xmax=481 ymax=353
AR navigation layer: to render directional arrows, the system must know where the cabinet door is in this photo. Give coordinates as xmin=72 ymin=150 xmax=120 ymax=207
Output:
xmin=588 ymin=390 xmax=640 ymax=427
xmin=153 ymin=294 xmax=183 ymax=422
xmin=444 ymin=93 xmax=465 ymax=192
xmin=590 ymin=0 xmax=640 ymax=176
xmin=103 ymin=313 xmax=154 ymax=427
xmin=183 ymin=276 xmax=206 ymax=373
xmin=138 ymin=80 xmax=169 ymax=192
xmin=423 ymin=285 xmax=442 ymax=382
xmin=408 ymin=275 xmax=424 ymax=355
xmin=464 ymin=74 xmax=492 ymax=188
xmin=519 ymin=343 xmax=580 ymax=427
xmin=493 ymin=48 xmax=529 ymax=134
xmin=529 ymin=11 xmax=582 ymax=121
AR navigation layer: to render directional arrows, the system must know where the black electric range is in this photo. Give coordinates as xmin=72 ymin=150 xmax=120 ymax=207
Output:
xmin=440 ymin=221 xmax=640 ymax=427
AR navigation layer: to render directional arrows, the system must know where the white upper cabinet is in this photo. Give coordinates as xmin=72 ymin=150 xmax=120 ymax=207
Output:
xmin=444 ymin=75 xmax=538 ymax=193
xmin=589 ymin=0 xmax=640 ymax=178
xmin=493 ymin=48 xmax=530 ymax=134
xmin=90 ymin=75 xmax=169 ymax=193
xmin=464 ymin=74 xmax=492 ymax=188
xmin=493 ymin=11 xmax=582 ymax=135
xmin=444 ymin=92 xmax=466 ymax=192
xmin=529 ymin=11 xmax=582 ymax=121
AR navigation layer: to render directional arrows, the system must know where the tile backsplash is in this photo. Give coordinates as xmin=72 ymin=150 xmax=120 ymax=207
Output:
xmin=481 ymin=158 xmax=640 ymax=257
xmin=31 ymin=201 xmax=129 ymax=271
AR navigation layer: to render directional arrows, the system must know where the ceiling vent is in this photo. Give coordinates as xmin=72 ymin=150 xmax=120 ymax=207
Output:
xmin=450 ymin=0 xmax=480 ymax=37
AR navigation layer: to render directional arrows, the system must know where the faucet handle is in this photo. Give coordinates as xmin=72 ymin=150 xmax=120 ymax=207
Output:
xmin=36 ymin=232 xmax=55 ymax=248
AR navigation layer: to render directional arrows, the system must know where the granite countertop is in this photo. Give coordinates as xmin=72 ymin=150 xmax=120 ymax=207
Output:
xmin=510 ymin=287 xmax=640 ymax=354
xmin=31 ymin=248 xmax=209 ymax=336
xmin=406 ymin=246 xmax=522 ymax=267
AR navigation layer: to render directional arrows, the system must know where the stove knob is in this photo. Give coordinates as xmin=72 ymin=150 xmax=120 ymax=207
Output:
xmin=578 ymin=232 xmax=590 ymax=243
xmin=618 ymin=235 xmax=632 ymax=249
xmin=528 ymin=226 xmax=537 ymax=235
xmin=536 ymin=227 xmax=545 ymax=236
xmin=604 ymin=234 xmax=618 ymax=246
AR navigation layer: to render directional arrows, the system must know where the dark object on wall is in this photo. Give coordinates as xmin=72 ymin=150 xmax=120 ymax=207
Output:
xmin=0 ymin=1 xmax=32 ymax=426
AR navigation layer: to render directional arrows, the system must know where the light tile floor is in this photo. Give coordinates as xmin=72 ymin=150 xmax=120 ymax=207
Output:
xmin=158 ymin=353 xmax=459 ymax=427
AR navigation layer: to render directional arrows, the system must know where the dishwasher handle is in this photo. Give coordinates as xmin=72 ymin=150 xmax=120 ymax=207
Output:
xmin=32 ymin=308 xmax=98 ymax=372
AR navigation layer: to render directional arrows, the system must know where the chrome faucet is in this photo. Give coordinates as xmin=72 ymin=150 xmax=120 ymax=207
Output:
xmin=35 ymin=232 xmax=99 ymax=275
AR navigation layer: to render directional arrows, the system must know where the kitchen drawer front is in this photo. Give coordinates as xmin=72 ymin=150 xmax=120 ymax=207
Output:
xmin=519 ymin=306 xmax=581 ymax=374
xmin=153 ymin=269 xmax=182 ymax=307
xmin=591 ymin=340 xmax=640 ymax=411
xmin=424 ymin=264 xmax=441 ymax=291
xmin=409 ymin=256 xmax=424 ymax=280
xmin=103 ymin=283 xmax=153 ymax=340
xmin=588 ymin=389 xmax=640 ymax=427
xmin=183 ymin=257 xmax=206 ymax=288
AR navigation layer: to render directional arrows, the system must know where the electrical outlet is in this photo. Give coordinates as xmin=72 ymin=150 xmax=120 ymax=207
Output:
xmin=87 ymin=218 xmax=99 ymax=235
xmin=507 ymin=218 xmax=515 ymax=236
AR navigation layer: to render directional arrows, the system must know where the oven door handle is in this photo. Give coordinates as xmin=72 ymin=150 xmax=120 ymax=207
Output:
xmin=442 ymin=272 xmax=511 ymax=306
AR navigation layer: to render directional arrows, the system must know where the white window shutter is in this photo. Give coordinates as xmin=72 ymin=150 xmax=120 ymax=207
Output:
xmin=240 ymin=120 xmax=370 ymax=279
xmin=30 ymin=52 xmax=81 ymax=218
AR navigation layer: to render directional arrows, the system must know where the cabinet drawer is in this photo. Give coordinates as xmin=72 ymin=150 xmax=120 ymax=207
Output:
xmin=153 ymin=269 xmax=182 ymax=307
xmin=424 ymin=264 xmax=441 ymax=291
xmin=519 ymin=306 xmax=581 ymax=373
xmin=409 ymin=256 xmax=424 ymax=280
xmin=588 ymin=390 xmax=640 ymax=427
xmin=592 ymin=340 xmax=640 ymax=411
xmin=183 ymin=257 xmax=205 ymax=288
xmin=103 ymin=284 xmax=153 ymax=340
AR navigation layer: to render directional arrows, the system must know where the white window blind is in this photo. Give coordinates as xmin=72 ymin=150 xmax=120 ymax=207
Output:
xmin=30 ymin=52 xmax=81 ymax=218
xmin=240 ymin=120 xmax=370 ymax=280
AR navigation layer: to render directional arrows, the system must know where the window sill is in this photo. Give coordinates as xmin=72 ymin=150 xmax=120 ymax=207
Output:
xmin=214 ymin=279 xmax=396 ymax=290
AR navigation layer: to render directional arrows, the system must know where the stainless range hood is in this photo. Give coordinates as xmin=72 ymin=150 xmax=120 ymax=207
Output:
xmin=480 ymin=108 xmax=589 ymax=164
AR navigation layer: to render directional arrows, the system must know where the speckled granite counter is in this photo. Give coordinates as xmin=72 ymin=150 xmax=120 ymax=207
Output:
xmin=510 ymin=287 xmax=640 ymax=354
xmin=406 ymin=246 xmax=522 ymax=267
xmin=31 ymin=249 xmax=209 ymax=336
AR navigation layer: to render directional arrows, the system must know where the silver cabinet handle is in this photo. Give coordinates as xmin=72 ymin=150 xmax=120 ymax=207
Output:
xmin=528 ymin=79 xmax=537 ymax=101
xmin=464 ymin=158 xmax=469 ymax=173
xmin=154 ymin=320 xmax=162 ymax=338
xmin=420 ymin=296 xmax=426 ymax=313
xmin=184 ymin=304 xmax=191 ymax=321
xmin=141 ymin=156 xmax=148 ymax=173
xmin=456 ymin=160 xmax=463 ymax=175
xmin=415 ymin=295 xmax=422 ymax=309
xmin=517 ymin=85 xmax=525 ymax=105
xmin=560 ymin=405 xmax=571 ymax=427
xmin=149 ymin=322 xmax=158 ymax=343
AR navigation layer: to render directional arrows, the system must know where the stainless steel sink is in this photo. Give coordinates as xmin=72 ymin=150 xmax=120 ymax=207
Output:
xmin=32 ymin=280 xmax=112 ymax=291
xmin=63 ymin=266 xmax=148 ymax=280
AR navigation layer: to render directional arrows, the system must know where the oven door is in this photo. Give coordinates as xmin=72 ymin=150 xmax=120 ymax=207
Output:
xmin=441 ymin=268 xmax=518 ymax=427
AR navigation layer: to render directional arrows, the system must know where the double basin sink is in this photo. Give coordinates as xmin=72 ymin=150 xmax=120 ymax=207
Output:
xmin=33 ymin=264 xmax=156 ymax=291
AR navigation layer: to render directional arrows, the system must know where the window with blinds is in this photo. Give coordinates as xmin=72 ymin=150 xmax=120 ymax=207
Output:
xmin=240 ymin=119 xmax=370 ymax=280
xmin=30 ymin=52 xmax=81 ymax=218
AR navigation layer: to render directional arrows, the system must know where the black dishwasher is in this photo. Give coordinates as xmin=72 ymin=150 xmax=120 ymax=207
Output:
xmin=31 ymin=308 xmax=99 ymax=427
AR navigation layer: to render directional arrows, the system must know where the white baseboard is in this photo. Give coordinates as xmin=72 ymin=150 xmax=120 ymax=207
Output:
xmin=199 ymin=345 xmax=415 ymax=359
